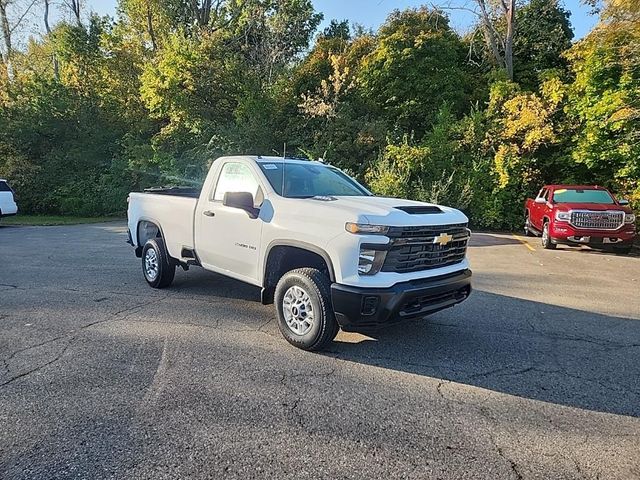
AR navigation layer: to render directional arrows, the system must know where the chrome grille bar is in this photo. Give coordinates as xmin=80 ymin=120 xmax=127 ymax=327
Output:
xmin=382 ymin=223 xmax=470 ymax=273
xmin=569 ymin=210 xmax=624 ymax=230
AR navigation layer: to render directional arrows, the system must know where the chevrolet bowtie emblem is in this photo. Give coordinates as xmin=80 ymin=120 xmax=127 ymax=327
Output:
xmin=434 ymin=233 xmax=453 ymax=246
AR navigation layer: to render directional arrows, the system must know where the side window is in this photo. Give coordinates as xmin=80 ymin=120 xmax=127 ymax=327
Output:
xmin=213 ymin=163 xmax=262 ymax=207
xmin=537 ymin=188 xmax=547 ymax=200
xmin=0 ymin=181 xmax=11 ymax=192
xmin=543 ymin=189 xmax=550 ymax=201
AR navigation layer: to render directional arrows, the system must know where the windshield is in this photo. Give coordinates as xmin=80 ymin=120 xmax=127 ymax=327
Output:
xmin=553 ymin=188 xmax=615 ymax=204
xmin=258 ymin=162 xmax=370 ymax=198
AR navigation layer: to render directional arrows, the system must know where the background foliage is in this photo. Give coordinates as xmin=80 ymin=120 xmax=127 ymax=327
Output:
xmin=0 ymin=0 xmax=638 ymax=229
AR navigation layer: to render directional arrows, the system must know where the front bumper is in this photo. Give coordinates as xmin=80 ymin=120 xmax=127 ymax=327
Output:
xmin=550 ymin=222 xmax=636 ymax=246
xmin=331 ymin=269 xmax=471 ymax=331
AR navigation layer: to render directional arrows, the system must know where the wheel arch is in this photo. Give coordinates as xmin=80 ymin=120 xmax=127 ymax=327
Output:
xmin=261 ymin=241 xmax=336 ymax=305
xmin=135 ymin=218 xmax=165 ymax=257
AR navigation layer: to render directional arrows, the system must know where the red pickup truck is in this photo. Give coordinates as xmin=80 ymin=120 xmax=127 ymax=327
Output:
xmin=524 ymin=185 xmax=636 ymax=254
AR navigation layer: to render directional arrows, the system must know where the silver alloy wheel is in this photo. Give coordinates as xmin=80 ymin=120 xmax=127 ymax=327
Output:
xmin=542 ymin=224 xmax=549 ymax=245
xmin=282 ymin=285 xmax=315 ymax=336
xmin=144 ymin=247 xmax=159 ymax=281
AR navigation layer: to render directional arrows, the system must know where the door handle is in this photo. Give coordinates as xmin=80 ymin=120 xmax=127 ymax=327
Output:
xmin=203 ymin=210 xmax=215 ymax=217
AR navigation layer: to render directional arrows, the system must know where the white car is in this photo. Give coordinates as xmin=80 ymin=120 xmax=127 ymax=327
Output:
xmin=0 ymin=179 xmax=18 ymax=219
xmin=127 ymin=156 xmax=472 ymax=350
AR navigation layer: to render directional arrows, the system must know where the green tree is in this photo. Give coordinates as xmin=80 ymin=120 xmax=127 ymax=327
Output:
xmin=358 ymin=7 xmax=473 ymax=138
xmin=564 ymin=0 xmax=639 ymax=200
xmin=513 ymin=0 xmax=574 ymax=90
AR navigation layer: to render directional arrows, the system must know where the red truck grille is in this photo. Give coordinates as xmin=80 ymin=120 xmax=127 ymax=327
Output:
xmin=382 ymin=224 xmax=470 ymax=274
xmin=569 ymin=211 xmax=624 ymax=230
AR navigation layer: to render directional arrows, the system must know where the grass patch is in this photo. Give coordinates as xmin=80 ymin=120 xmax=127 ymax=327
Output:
xmin=1 ymin=215 xmax=124 ymax=226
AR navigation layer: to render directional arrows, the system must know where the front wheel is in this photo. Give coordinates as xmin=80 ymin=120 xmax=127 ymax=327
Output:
xmin=274 ymin=268 xmax=338 ymax=351
xmin=142 ymin=238 xmax=175 ymax=288
xmin=541 ymin=222 xmax=557 ymax=250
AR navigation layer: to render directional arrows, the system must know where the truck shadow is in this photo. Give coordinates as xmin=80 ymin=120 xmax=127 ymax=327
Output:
xmin=469 ymin=232 xmax=523 ymax=247
xmin=171 ymin=268 xmax=262 ymax=302
xmin=326 ymin=290 xmax=640 ymax=418
xmin=550 ymin=244 xmax=640 ymax=258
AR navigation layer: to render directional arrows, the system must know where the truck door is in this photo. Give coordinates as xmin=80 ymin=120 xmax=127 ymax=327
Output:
xmin=530 ymin=188 xmax=548 ymax=230
xmin=195 ymin=161 xmax=264 ymax=284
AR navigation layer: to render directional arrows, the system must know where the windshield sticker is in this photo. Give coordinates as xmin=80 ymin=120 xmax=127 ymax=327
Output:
xmin=555 ymin=188 xmax=567 ymax=194
xmin=263 ymin=164 xmax=278 ymax=170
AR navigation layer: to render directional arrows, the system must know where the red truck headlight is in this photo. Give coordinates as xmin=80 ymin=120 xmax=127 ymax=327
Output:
xmin=625 ymin=213 xmax=636 ymax=224
xmin=555 ymin=211 xmax=571 ymax=221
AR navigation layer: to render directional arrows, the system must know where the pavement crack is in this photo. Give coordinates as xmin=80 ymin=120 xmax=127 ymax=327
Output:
xmin=1 ymin=296 xmax=167 ymax=378
xmin=0 ymin=336 xmax=75 ymax=388
xmin=496 ymin=446 xmax=524 ymax=480
xmin=256 ymin=317 xmax=273 ymax=333
xmin=469 ymin=365 xmax=535 ymax=380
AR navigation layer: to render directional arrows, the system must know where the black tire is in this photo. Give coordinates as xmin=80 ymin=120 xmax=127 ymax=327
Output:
xmin=524 ymin=212 xmax=534 ymax=237
xmin=541 ymin=222 xmax=557 ymax=250
xmin=142 ymin=238 xmax=175 ymax=288
xmin=274 ymin=268 xmax=338 ymax=351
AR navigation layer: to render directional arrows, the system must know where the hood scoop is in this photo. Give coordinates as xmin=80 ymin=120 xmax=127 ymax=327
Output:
xmin=312 ymin=195 xmax=337 ymax=201
xmin=394 ymin=205 xmax=443 ymax=215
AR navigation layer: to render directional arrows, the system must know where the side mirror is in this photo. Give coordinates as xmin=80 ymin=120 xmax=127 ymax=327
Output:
xmin=619 ymin=199 xmax=630 ymax=206
xmin=223 ymin=191 xmax=259 ymax=219
xmin=534 ymin=197 xmax=547 ymax=204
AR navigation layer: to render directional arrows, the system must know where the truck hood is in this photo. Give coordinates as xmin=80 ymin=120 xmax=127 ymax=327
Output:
xmin=295 ymin=195 xmax=468 ymax=226
xmin=554 ymin=203 xmax=632 ymax=213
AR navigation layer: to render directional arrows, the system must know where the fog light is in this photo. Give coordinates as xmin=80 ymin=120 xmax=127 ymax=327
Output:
xmin=361 ymin=296 xmax=379 ymax=316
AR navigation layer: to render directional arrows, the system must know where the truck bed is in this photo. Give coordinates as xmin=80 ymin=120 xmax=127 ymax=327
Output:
xmin=128 ymin=191 xmax=198 ymax=259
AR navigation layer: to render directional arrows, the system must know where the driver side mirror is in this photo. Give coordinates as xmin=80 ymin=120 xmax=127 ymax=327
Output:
xmin=223 ymin=191 xmax=260 ymax=219
xmin=619 ymin=199 xmax=630 ymax=205
xmin=534 ymin=197 xmax=547 ymax=204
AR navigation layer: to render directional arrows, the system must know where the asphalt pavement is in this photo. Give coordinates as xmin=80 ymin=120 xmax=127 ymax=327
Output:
xmin=1 ymin=222 xmax=639 ymax=479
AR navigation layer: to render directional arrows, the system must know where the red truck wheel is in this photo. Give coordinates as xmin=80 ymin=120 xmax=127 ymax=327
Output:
xmin=541 ymin=222 xmax=557 ymax=250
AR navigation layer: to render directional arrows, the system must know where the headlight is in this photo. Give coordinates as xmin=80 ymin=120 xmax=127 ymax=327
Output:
xmin=346 ymin=223 xmax=389 ymax=235
xmin=625 ymin=213 xmax=636 ymax=224
xmin=358 ymin=248 xmax=386 ymax=275
xmin=555 ymin=211 xmax=571 ymax=221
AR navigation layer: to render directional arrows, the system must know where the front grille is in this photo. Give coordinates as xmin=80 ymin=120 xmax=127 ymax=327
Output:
xmin=382 ymin=223 xmax=469 ymax=274
xmin=570 ymin=211 xmax=624 ymax=230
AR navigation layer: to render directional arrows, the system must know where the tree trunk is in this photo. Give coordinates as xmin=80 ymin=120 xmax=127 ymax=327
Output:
xmin=475 ymin=0 xmax=505 ymax=69
xmin=503 ymin=0 xmax=516 ymax=80
xmin=66 ymin=0 xmax=81 ymax=27
xmin=44 ymin=0 xmax=59 ymax=80
xmin=146 ymin=0 xmax=157 ymax=51
xmin=0 ymin=0 xmax=13 ymax=79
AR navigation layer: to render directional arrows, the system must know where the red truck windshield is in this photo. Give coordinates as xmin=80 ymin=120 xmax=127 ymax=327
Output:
xmin=553 ymin=189 xmax=615 ymax=204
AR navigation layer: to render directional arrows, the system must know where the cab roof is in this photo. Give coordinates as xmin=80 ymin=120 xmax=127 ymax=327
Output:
xmin=254 ymin=155 xmax=325 ymax=166
xmin=543 ymin=185 xmax=607 ymax=190
xmin=215 ymin=155 xmax=328 ymax=167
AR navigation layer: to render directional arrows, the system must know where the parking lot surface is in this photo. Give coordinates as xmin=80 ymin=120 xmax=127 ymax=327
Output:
xmin=1 ymin=222 xmax=639 ymax=479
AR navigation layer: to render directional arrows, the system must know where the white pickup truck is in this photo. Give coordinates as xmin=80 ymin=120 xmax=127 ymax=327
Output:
xmin=0 ymin=179 xmax=18 ymax=220
xmin=127 ymin=156 xmax=472 ymax=350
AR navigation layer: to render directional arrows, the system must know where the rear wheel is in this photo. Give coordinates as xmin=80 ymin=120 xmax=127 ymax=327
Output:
xmin=274 ymin=268 xmax=338 ymax=351
xmin=142 ymin=238 xmax=175 ymax=288
xmin=541 ymin=222 xmax=557 ymax=250
xmin=524 ymin=212 xmax=534 ymax=237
